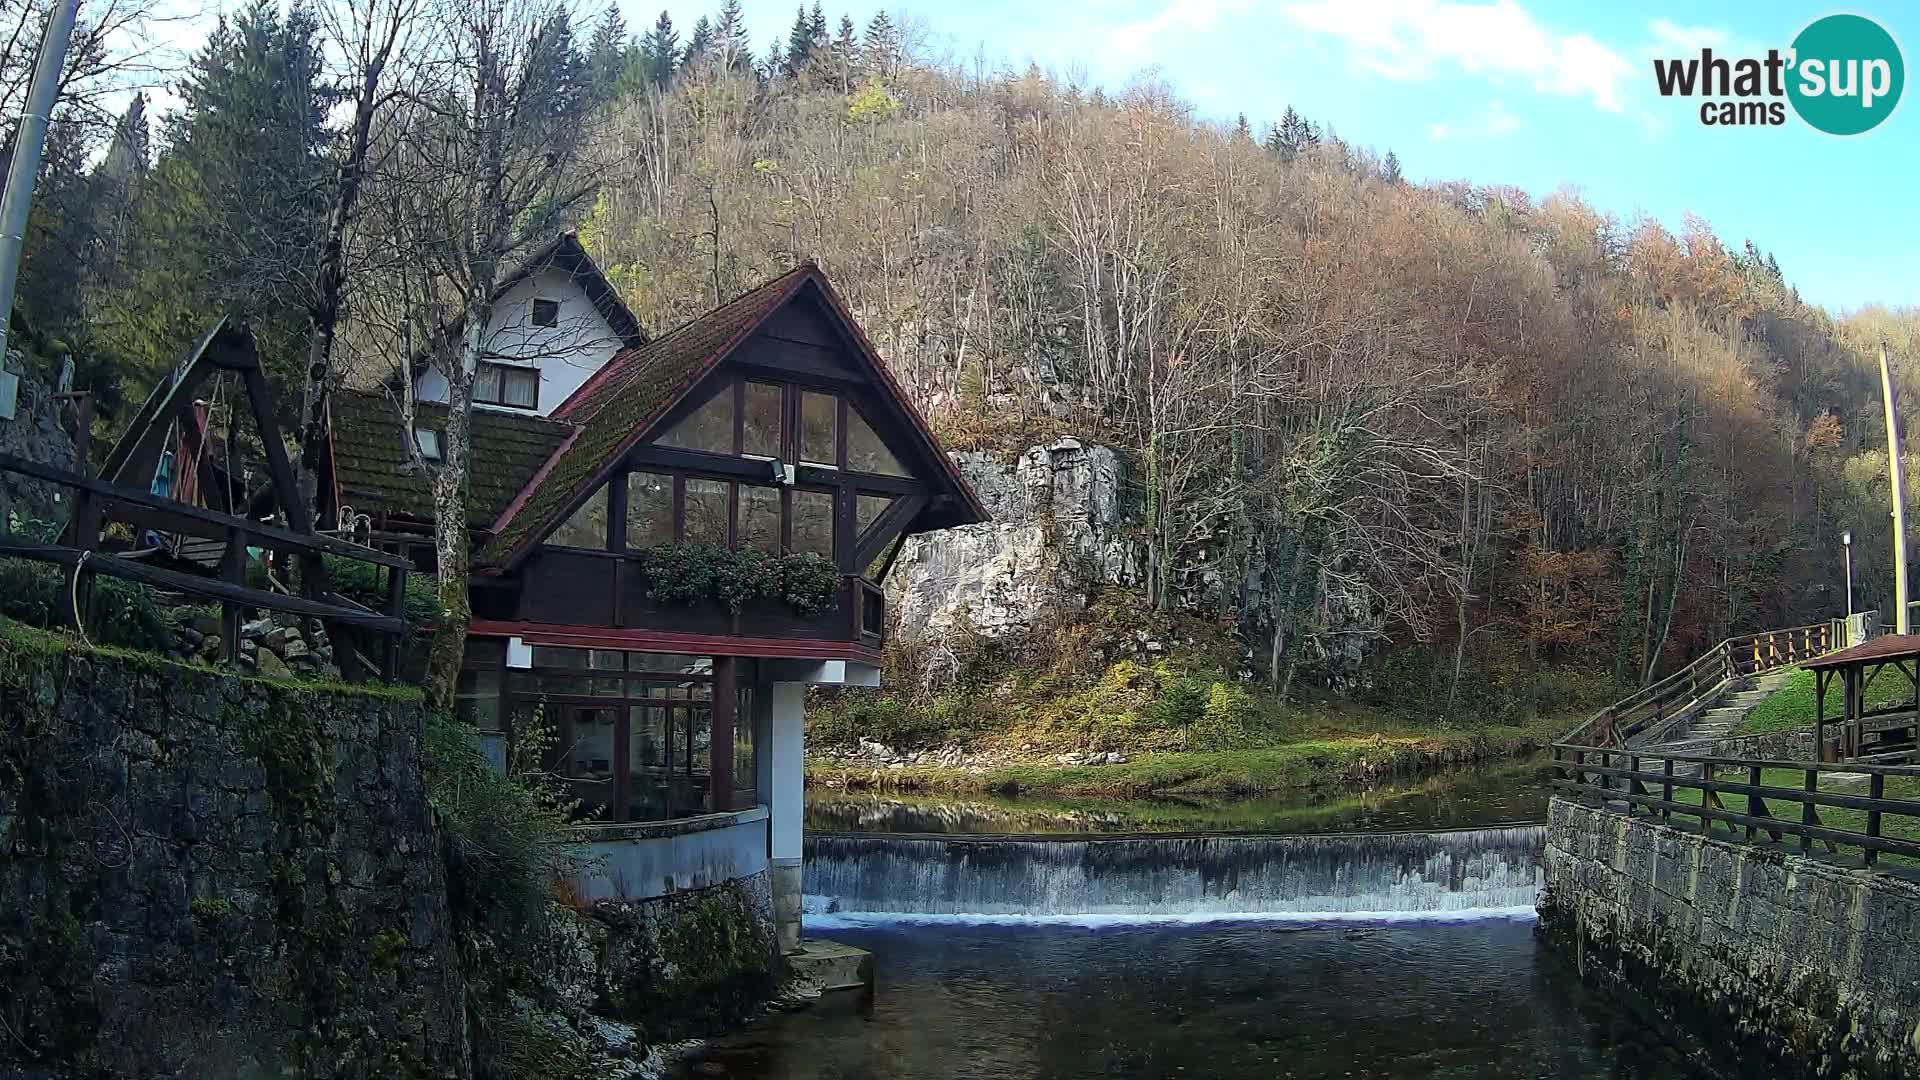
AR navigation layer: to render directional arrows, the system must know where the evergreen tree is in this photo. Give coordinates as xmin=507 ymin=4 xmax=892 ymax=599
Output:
xmin=587 ymin=6 xmax=628 ymax=101
xmin=1271 ymin=106 xmax=1314 ymax=159
xmin=1381 ymin=149 xmax=1403 ymax=185
xmin=864 ymin=9 xmax=899 ymax=77
xmin=715 ymin=0 xmax=751 ymax=72
xmin=682 ymin=15 xmax=713 ymax=70
xmin=528 ymin=6 xmax=589 ymax=123
xmin=93 ymin=0 xmax=336 ymax=397
xmin=784 ymin=4 xmax=815 ymax=75
xmin=809 ymin=2 xmax=827 ymax=43
xmin=640 ymin=10 xmax=678 ymax=86
xmin=1233 ymin=112 xmax=1251 ymax=141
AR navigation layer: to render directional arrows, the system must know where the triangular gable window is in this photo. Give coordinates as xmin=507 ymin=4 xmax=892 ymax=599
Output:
xmin=655 ymin=386 xmax=734 ymax=455
xmin=549 ymin=486 xmax=609 ymax=549
xmin=846 ymin=405 xmax=908 ymax=477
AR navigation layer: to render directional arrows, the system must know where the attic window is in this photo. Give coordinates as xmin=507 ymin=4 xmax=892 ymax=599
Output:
xmin=475 ymin=361 xmax=538 ymax=410
xmin=531 ymin=297 xmax=561 ymax=328
xmin=414 ymin=427 xmax=442 ymax=461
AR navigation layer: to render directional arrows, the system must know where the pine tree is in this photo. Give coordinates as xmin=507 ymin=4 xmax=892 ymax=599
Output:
xmin=587 ymin=6 xmax=628 ymax=101
xmin=864 ymin=9 xmax=898 ymax=77
xmin=808 ymin=1 xmax=827 ymax=42
xmin=1233 ymin=112 xmax=1251 ymax=141
xmin=716 ymin=0 xmax=750 ymax=72
xmin=833 ymin=12 xmax=858 ymax=87
xmin=683 ymin=15 xmax=713 ymax=70
xmin=785 ymin=4 xmax=814 ymax=76
xmin=1382 ymin=150 xmax=1403 ymax=185
xmin=642 ymin=10 xmax=679 ymax=85
xmin=528 ymin=7 xmax=589 ymax=123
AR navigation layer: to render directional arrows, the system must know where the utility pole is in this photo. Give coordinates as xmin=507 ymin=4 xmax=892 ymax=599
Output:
xmin=0 ymin=0 xmax=82 ymax=367
xmin=1880 ymin=342 xmax=1910 ymax=635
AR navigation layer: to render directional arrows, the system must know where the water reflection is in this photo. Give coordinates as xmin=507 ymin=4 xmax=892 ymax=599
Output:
xmin=806 ymin=757 xmax=1555 ymax=836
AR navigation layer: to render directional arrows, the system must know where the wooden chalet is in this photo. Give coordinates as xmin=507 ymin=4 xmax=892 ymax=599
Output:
xmin=321 ymin=252 xmax=987 ymax=949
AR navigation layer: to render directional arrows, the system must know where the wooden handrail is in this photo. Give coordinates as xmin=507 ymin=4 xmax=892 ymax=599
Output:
xmin=1552 ymin=743 xmax=1920 ymax=866
xmin=1561 ymin=619 xmax=1857 ymax=749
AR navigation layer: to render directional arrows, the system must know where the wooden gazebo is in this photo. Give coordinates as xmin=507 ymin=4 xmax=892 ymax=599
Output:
xmin=1803 ymin=634 xmax=1920 ymax=762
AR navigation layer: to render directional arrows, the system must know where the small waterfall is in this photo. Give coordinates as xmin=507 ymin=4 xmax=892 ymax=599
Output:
xmin=803 ymin=826 xmax=1544 ymax=920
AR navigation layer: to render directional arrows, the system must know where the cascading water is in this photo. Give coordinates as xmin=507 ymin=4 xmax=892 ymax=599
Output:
xmin=804 ymin=825 xmax=1544 ymax=921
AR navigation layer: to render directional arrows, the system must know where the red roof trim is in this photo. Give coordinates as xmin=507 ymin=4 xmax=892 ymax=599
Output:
xmin=469 ymin=619 xmax=883 ymax=664
xmin=489 ymin=425 xmax=583 ymax=534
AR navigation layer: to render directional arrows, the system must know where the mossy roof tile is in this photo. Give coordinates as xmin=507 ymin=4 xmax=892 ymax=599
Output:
xmin=477 ymin=265 xmax=814 ymax=565
xmin=328 ymin=391 xmax=571 ymax=526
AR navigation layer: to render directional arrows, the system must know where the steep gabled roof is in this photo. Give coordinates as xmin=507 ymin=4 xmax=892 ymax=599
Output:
xmin=494 ymin=232 xmax=647 ymax=348
xmin=477 ymin=262 xmax=989 ymax=569
xmin=477 ymin=265 xmax=815 ymax=564
xmin=329 ymin=390 xmax=572 ymax=527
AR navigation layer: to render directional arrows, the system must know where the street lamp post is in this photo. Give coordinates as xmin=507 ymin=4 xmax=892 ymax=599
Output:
xmin=1843 ymin=529 xmax=1854 ymax=618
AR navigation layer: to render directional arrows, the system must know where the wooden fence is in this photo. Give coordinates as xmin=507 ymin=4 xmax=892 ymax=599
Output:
xmin=1552 ymin=743 xmax=1920 ymax=868
xmin=1560 ymin=619 xmax=1856 ymax=749
xmin=0 ymin=451 xmax=411 ymax=678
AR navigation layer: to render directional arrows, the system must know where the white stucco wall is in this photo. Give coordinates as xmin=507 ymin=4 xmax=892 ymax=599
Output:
xmin=570 ymin=806 xmax=771 ymax=902
xmin=413 ymin=267 xmax=624 ymax=417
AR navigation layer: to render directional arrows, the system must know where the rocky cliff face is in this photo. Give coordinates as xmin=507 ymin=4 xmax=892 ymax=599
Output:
xmin=888 ymin=438 xmax=1139 ymax=643
xmin=0 ymin=352 xmax=77 ymax=528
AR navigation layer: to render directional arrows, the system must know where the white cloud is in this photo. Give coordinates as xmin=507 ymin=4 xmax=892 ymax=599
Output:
xmin=1648 ymin=19 xmax=1729 ymax=52
xmin=1108 ymin=0 xmax=1252 ymax=58
xmin=1427 ymin=98 xmax=1521 ymax=139
xmin=1281 ymin=0 xmax=1634 ymax=113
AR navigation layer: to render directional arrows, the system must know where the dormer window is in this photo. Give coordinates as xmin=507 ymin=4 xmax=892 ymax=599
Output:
xmin=414 ymin=427 xmax=442 ymax=461
xmin=474 ymin=361 xmax=539 ymax=410
xmin=530 ymin=297 xmax=561 ymax=328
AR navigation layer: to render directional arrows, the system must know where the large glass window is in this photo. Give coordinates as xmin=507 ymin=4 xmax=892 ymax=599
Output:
xmin=683 ymin=478 xmax=730 ymax=545
xmin=847 ymin=407 xmax=908 ymax=476
xmin=856 ymin=493 xmax=894 ymax=537
xmin=800 ymin=391 xmax=837 ymax=466
xmin=625 ymin=471 xmax=674 ymax=550
xmin=549 ymin=487 xmax=608 ymax=549
xmin=657 ymin=386 xmax=734 ymax=454
xmin=560 ymin=705 xmax=618 ymax=821
xmin=738 ymin=484 xmax=782 ymax=553
xmin=793 ymin=489 xmax=835 ymax=557
xmin=743 ymin=382 xmax=783 ymax=458
xmin=454 ymin=669 xmax=502 ymax=731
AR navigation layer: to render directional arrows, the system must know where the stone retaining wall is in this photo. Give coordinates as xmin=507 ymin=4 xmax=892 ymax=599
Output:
xmin=1540 ymin=797 xmax=1920 ymax=1080
xmin=1660 ymin=728 xmax=1815 ymax=761
xmin=0 ymin=622 xmax=468 ymax=1078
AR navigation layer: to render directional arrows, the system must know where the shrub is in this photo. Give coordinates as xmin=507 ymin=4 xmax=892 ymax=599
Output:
xmin=1146 ymin=674 xmax=1210 ymax=727
xmin=0 ymin=556 xmax=173 ymax=652
xmin=640 ymin=543 xmax=838 ymax=615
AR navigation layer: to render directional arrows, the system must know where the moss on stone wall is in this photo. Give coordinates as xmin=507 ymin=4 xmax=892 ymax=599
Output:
xmin=597 ymin=874 xmax=778 ymax=1044
xmin=0 ymin=616 xmax=468 ymax=1079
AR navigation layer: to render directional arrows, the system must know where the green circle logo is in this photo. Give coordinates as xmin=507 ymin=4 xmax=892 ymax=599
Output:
xmin=1788 ymin=14 xmax=1904 ymax=135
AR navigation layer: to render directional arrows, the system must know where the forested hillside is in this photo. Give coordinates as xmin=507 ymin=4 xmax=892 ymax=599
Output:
xmin=10 ymin=0 xmax=1920 ymax=699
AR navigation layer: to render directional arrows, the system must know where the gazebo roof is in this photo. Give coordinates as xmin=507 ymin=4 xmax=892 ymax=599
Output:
xmin=1803 ymin=633 xmax=1920 ymax=671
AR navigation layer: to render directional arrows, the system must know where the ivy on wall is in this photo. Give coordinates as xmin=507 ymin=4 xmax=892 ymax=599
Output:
xmin=639 ymin=544 xmax=839 ymax=616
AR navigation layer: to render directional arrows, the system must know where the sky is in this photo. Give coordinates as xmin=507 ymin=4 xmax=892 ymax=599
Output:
xmin=625 ymin=0 xmax=1919 ymax=315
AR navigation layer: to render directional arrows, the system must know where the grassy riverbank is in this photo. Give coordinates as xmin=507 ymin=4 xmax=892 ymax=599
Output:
xmin=808 ymin=708 xmax=1577 ymax=799
xmin=1734 ymin=667 xmax=1911 ymax=735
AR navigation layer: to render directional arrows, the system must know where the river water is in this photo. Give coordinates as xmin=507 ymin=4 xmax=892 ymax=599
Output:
xmin=670 ymin=817 xmax=1748 ymax=1080
xmin=675 ymin=916 xmax=1720 ymax=1079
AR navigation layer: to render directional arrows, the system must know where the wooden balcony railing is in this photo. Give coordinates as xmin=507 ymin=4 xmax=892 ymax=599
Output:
xmin=1552 ymin=744 xmax=1920 ymax=868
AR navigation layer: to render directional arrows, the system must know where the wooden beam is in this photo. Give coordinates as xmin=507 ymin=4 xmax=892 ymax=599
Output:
xmin=854 ymin=494 xmax=928 ymax=570
xmin=0 ymin=452 xmax=410 ymax=568
xmin=710 ymin=656 xmax=736 ymax=812
xmin=0 ymin=538 xmax=405 ymax=633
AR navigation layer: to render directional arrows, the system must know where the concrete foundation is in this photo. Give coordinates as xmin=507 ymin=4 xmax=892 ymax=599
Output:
xmin=771 ymin=859 xmax=804 ymax=955
xmin=786 ymin=938 xmax=874 ymax=994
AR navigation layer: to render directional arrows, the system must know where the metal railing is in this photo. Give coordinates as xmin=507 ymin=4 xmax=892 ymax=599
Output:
xmin=1560 ymin=619 xmax=1858 ymax=748
xmin=1552 ymin=743 xmax=1920 ymax=868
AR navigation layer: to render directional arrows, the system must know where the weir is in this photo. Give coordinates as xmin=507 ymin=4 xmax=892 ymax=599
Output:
xmin=804 ymin=824 xmax=1545 ymax=918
